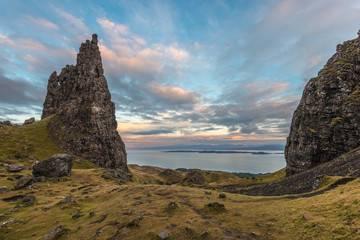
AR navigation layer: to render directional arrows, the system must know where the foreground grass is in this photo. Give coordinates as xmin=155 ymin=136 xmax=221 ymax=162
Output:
xmin=1 ymin=167 xmax=360 ymax=240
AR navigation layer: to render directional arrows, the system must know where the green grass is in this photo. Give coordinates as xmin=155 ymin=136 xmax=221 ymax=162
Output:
xmin=0 ymin=116 xmax=97 ymax=170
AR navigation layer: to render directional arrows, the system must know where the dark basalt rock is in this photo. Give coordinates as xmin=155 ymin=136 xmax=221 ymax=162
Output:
xmin=32 ymin=154 xmax=73 ymax=177
xmin=41 ymin=34 xmax=131 ymax=180
xmin=23 ymin=117 xmax=35 ymax=125
xmin=286 ymin=32 xmax=360 ymax=175
xmin=13 ymin=174 xmax=33 ymax=190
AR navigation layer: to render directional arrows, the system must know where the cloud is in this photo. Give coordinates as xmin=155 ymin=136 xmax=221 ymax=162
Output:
xmin=97 ymin=18 xmax=130 ymax=36
xmin=55 ymin=8 xmax=89 ymax=34
xmin=96 ymin=17 xmax=195 ymax=118
xmin=25 ymin=16 xmax=58 ymax=30
xmin=128 ymin=128 xmax=175 ymax=135
xmin=147 ymin=83 xmax=199 ymax=105
xmin=0 ymin=72 xmax=44 ymax=106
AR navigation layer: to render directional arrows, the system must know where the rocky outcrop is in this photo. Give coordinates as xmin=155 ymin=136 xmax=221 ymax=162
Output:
xmin=32 ymin=154 xmax=73 ymax=177
xmin=41 ymin=34 xmax=131 ymax=180
xmin=23 ymin=117 xmax=35 ymax=125
xmin=286 ymin=32 xmax=360 ymax=175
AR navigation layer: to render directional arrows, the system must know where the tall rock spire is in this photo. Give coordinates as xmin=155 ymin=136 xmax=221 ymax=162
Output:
xmin=42 ymin=34 xmax=131 ymax=180
xmin=285 ymin=31 xmax=360 ymax=176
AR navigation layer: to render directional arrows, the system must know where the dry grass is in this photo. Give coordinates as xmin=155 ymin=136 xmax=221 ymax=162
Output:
xmin=1 ymin=119 xmax=360 ymax=239
xmin=1 ymin=167 xmax=360 ymax=239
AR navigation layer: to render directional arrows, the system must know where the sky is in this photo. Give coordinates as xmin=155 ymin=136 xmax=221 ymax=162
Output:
xmin=1 ymin=0 xmax=360 ymax=149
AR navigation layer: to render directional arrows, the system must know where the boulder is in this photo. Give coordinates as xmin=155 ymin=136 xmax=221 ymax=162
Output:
xmin=13 ymin=174 xmax=33 ymax=190
xmin=57 ymin=196 xmax=76 ymax=205
xmin=165 ymin=202 xmax=178 ymax=212
xmin=158 ymin=231 xmax=170 ymax=239
xmin=6 ymin=163 xmax=25 ymax=173
xmin=43 ymin=226 xmax=64 ymax=240
xmin=0 ymin=186 xmax=9 ymax=193
xmin=32 ymin=154 xmax=73 ymax=177
xmin=23 ymin=117 xmax=35 ymax=125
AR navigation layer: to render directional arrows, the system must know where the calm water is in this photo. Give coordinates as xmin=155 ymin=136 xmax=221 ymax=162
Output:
xmin=127 ymin=150 xmax=286 ymax=173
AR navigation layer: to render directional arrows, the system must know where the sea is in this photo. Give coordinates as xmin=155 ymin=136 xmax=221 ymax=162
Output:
xmin=127 ymin=149 xmax=286 ymax=174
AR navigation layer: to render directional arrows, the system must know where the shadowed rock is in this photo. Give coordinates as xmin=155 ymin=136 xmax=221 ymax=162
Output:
xmin=286 ymin=32 xmax=360 ymax=175
xmin=13 ymin=174 xmax=33 ymax=190
xmin=41 ymin=34 xmax=131 ymax=180
xmin=32 ymin=154 xmax=73 ymax=178
xmin=43 ymin=226 xmax=64 ymax=240
xmin=6 ymin=163 xmax=25 ymax=173
xmin=23 ymin=117 xmax=35 ymax=125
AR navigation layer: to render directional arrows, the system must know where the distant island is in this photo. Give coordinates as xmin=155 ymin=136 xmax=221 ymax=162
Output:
xmin=163 ymin=150 xmax=280 ymax=155
xmin=131 ymin=143 xmax=285 ymax=151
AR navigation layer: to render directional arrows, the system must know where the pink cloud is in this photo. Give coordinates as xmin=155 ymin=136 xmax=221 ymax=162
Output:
xmin=25 ymin=16 xmax=58 ymax=30
xmin=148 ymin=83 xmax=199 ymax=105
xmin=97 ymin=17 xmax=190 ymax=80
xmin=97 ymin=18 xmax=130 ymax=36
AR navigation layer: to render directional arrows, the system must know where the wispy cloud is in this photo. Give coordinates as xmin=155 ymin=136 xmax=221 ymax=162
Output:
xmin=25 ymin=15 xmax=58 ymax=30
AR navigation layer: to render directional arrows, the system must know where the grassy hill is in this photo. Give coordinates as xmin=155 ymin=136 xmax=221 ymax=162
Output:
xmin=1 ymin=119 xmax=360 ymax=239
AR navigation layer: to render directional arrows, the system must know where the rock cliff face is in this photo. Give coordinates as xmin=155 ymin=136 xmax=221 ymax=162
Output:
xmin=285 ymin=32 xmax=360 ymax=176
xmin=42 ymin=34 xmax=131 ymax=179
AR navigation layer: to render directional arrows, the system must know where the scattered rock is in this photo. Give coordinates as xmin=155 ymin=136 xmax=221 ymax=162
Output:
xmin=158 ymin=231 xmax=170 ymax=239
xmin=165 ymin=202 xmax=179 ymax=212
xmin=13 ymin=174 xmax=33 ymax=190
xmin=219 ymin=193 xmax=226 ymax=199
xmin=5 ymin=205 xmax=20 ymax=214
xmin=0 ymin=186 xmax=9 ymax=193
xmin=91 ymin=214 xmax=108 ymax=224
xmin=72 ymin=214 xmax=84 ymax=219
xmin=22 ymin=196 xmax=36 ymax=203
xmin=43 ymin=226 xmax=64 ymax=240
xmin=302 ymin=212 xmax=313 ymax=221
xmin=57 ymin=196 xmax=76 ymax=205
xmin=205 ymin=191 xmax=212 ymax=195
xmin=2 ymin=195 xmax=24 ymax=202
xmin=127 ymin=216 xmax=144 ymax=228
xmin=204 ymin=202 xmax=226 ymax=213
xmin=42 ymin=34 xmax=131 ymax=180
xmin=166 ymin=224 xmax=177 ymax=229
xmin=6 ymin=163 xmax=25 ymax=173
xmin=22 ymin=195 xmax=36 ymax=206
xmin=23 ymin=117 xmax=35 ymax=125
xmin=33 ymin=154 xmax=73 ymax=178
xmin=101 ymin=169 xmax=130 ymax=182
xmin=0 ymin=219 xmax=20 ymax=230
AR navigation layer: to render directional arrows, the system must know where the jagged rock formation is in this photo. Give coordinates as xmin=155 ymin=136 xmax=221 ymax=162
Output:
xmin=42 ymin=34 xmax=131 ymax=180
xmin=286 ymin=32 xmax=360 ymax=175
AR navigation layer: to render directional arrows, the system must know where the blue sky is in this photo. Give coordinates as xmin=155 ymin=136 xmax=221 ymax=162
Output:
xmin=1 ymin=0 xmax=360 ymax=148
